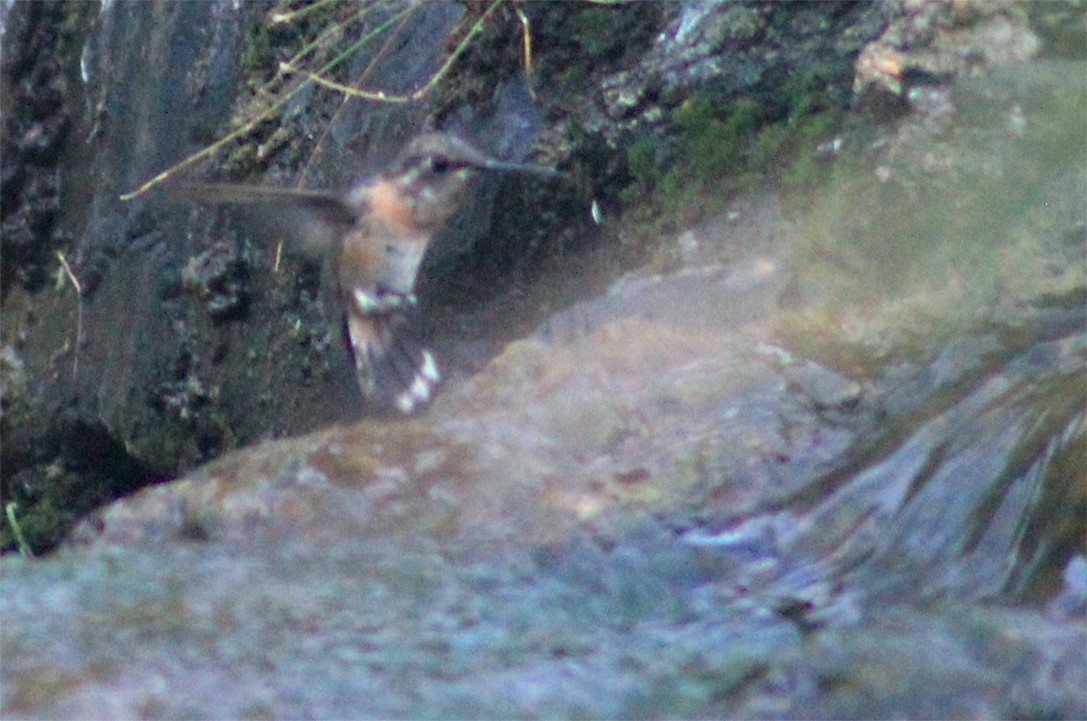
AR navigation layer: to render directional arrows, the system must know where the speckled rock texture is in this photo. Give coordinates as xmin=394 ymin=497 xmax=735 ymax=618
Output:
xmin=2 ymin=1 xmax=1084 ymax=718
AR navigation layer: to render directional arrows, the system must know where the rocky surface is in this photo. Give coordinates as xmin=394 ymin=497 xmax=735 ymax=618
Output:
xmin=1 ymin=0 xmax=1085 ymax=718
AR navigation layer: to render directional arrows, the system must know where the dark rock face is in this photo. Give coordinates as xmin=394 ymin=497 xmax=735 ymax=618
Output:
xmin=2 ymin=1 xmax=474 ymax=545
xmin=1 ymin=0 xmax=1085 ymax=717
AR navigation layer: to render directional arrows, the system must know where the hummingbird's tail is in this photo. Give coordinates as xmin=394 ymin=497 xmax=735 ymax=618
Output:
xmin=344 ymin=304 xmax=441 ymax=414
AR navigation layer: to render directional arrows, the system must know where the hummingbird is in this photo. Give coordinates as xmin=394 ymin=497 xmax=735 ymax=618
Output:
xmin=179 ymin=132 xmax=559 ymax=414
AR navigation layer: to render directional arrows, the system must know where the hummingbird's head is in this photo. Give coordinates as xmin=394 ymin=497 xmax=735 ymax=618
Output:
xmin=357 ymin=132 xmax=560 ymax=233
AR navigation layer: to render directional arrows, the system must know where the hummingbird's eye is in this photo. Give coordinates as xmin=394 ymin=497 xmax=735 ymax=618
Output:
xmin=429 ymin=156 xmax=451 ymax=174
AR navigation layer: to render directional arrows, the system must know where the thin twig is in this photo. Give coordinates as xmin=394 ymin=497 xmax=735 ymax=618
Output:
xmin=515 ymin=5 xmax=535 ymax=99
xmin=5 ymin=502 xmax=34 ymax=558
xmin=55 ymin=250 xmax=83 ymax=377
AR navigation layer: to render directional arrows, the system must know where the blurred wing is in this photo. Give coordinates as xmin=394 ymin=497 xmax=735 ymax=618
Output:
xmin=174 ymin=183 xmax=355 ymax=259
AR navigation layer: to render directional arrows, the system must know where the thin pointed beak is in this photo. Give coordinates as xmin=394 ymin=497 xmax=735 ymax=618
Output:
xmin=479 ymin=158 xmax=565 ymax=179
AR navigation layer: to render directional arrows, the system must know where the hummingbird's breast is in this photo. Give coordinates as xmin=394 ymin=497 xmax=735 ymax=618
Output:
xmin=338 ymin=184 xmax=431 ymax=298
xmin=366 ymin=178 xmax=418 ymax=236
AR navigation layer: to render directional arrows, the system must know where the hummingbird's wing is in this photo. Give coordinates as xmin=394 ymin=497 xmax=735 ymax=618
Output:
xmin=174 ymin=183 xmax=356 ymax=259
